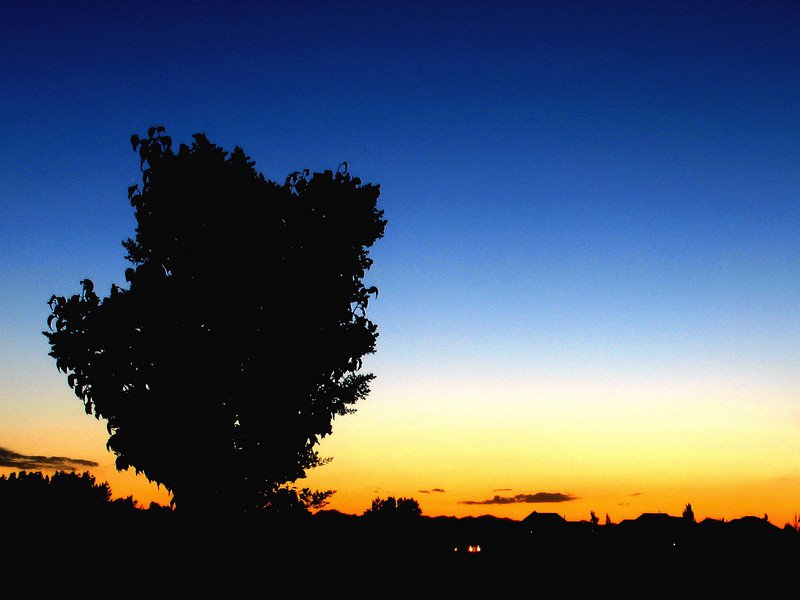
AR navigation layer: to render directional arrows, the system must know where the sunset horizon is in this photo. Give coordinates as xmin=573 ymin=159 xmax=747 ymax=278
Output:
xmin=3 ymin=2 xmax=799 ymax=535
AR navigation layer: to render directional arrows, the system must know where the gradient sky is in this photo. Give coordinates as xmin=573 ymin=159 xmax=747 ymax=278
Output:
xmin=2 ymin=1 xmax=799 ymax=526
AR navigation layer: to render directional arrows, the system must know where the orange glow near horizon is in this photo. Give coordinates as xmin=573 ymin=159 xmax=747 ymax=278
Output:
xmin=5 ymin=368 xmax=800 ymax=528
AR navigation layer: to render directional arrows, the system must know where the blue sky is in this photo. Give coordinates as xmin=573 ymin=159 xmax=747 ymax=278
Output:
xmin=2 ymin=1 xmax=799 ymax=522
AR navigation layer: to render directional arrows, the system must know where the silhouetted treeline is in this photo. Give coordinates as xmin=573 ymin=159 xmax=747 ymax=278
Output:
xmin=0 ymin=470 xmax=171 ymax=517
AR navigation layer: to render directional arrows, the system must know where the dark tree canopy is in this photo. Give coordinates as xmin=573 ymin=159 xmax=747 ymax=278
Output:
xmin=44 ymin=127 xmax=386 ymax=515
xmin=363 ymin=496 xmax=422 ymax=519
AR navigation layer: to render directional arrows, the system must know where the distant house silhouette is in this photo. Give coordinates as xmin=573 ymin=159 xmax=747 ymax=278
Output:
xmin=521 ymin=510 xmax=567 ymax=532
xmin=724 ymin=515 xmax=784 ymax=546
xmin=727 ymin=515 xmax=778 ymax=530
xmin=617 ymin=512 xmax=689 ymax=534
xmin=613 ymin=512 xmax=690 ymax=552
xmin=521 ymin=510 xmax=575 ymax=549
xmin=619 ymin=511 xmax=684 ymax=527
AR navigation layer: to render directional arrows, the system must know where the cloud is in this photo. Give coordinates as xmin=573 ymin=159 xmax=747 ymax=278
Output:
xmin=0 ymin=446 xmax=98 ymax=471
xmin=493 ymin=488 xmax=512 ymax=491
xmin=418 ymin=488 xmax=446 ymax=494
xmin=616 ymin=493 xmax=642 ymax=506
xmin=460 ymin=492 xmax=578 ymax=505
xmin=432 ymin=488 xmax=445 ymax=493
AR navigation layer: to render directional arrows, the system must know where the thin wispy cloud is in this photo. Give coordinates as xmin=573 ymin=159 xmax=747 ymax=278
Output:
xmin=617 ymin=492 xmax=643 ymax=506
xmin=460 ymin=492 xmax=577 ymax=505
xmin=0 ymin=446 xmax=98 ymax=471
xmin=419 ymin=488 xmax=445 ymax=494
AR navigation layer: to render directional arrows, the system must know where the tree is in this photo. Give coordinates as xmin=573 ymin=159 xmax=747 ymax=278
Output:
xmin=363 ymin=496 xmax=422 ymax=519
xmin=683 ymin=502 xmax=695 ymax=523
xmin=44 ymin=127 xmax=387 ymax=516
xmin=0 ymin=470 xmax=111 ymax=518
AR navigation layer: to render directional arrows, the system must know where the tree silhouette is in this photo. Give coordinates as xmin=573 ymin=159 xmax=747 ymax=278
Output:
xmin=363 ymin=496 xmax=422 ymax=519
xmin=683 ymin=502 xmax=695 ymax=523
xmin=44 ymin=127 xmax=386 ymax=516
xmin=0 ymin=470 xmax=112 ymax=518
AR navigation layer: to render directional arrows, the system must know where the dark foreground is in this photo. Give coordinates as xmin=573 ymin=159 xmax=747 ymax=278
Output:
xmin=10 ymin=511 xmax=800 ymax=592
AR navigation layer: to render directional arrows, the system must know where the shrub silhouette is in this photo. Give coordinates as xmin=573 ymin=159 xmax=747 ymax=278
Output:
xmin=44 ymin=127 xmax=386 ymax=516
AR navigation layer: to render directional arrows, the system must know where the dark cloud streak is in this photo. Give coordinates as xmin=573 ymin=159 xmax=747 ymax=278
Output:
xmin=0 ymin=446 xmax=98 ymax=471
xmin=461 ymin=492 xmax=578 ymax=505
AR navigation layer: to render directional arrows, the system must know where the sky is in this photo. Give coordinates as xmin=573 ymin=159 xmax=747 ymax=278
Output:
xmin=1 ymin=0 xmax=799 ymax=526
